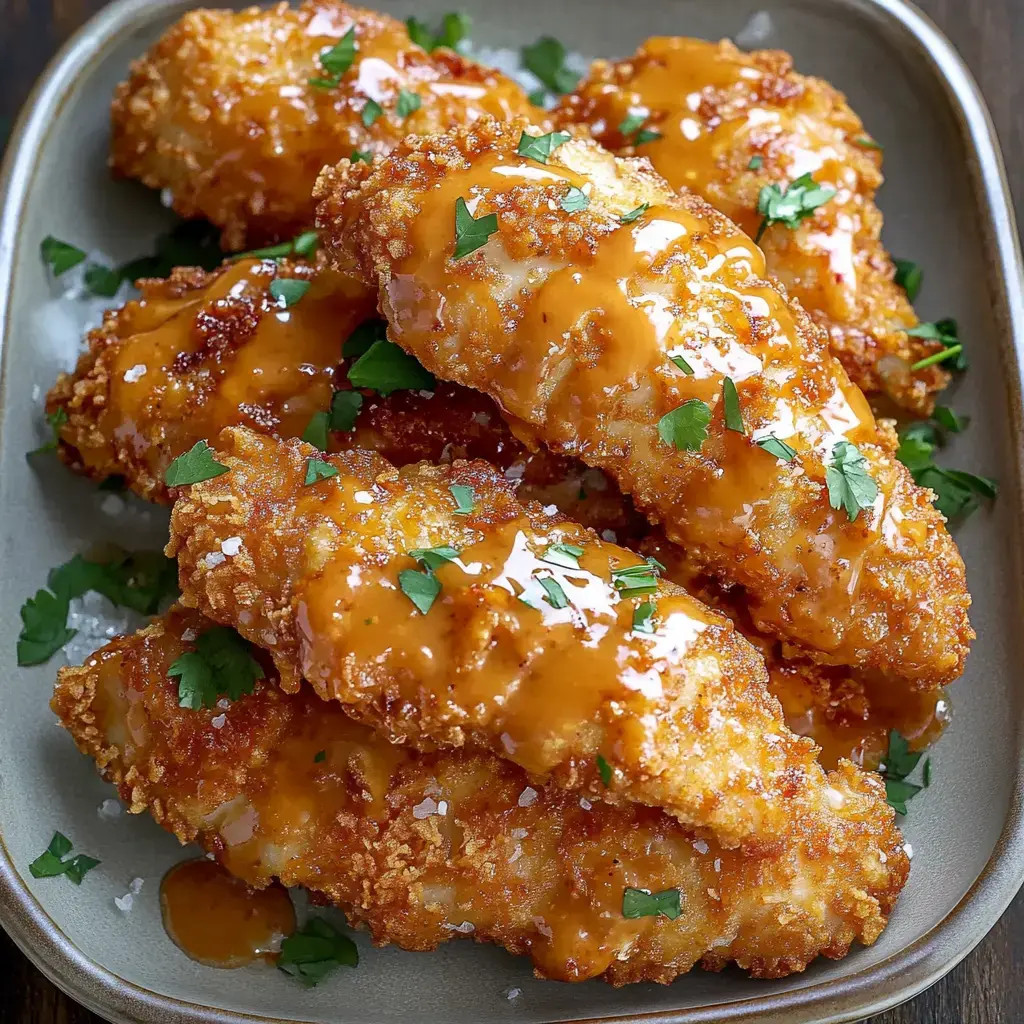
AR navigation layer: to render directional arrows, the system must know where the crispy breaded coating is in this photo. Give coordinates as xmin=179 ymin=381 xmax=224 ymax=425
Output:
xmin=111 ymin=0 xmax=536 ymax=249
xmin=553 ymin=38 xmax=947 ymax=415
xmin=167 ymin=425 xmax=897 ymax=851
xmin=51 ymin=607 xmax=909 ymax=982
xmin=315 ymin=117 xmax=972 ymax=690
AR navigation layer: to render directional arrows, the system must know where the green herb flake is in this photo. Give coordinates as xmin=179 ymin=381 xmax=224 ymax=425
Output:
xmin=754 ymin=172 xmax=835 ymax=244
xmin=165 ymin=439 xmax=229 ymax=487
xmin=541 ymin=542 xmax=585 ymax=570
xmin=28 ymin=407 xmax=68 ymax=456
xmin=269 ymin=278 xmax=311 ymax=308
xmin=330 ymin=390 xmax=364 ymax=432
xmin=361 ymin=99 xmax=384 ymax=127
xmin=398 ymin=568 xmax=441 ymax=615
xmin=620 ymin=203 xmax=649 ymax=225
xmin=278 ymin=917 xmax=358 ymax=986
xmin=406 ymin=11 xmax=471 ymax=52
xmin=168 ymin=625 xmax=263 ymax=710
xmin=40 ymin=236 xmax=86 ymax=276
xmin=893 ymin=258 xmax=922 ymax=302
xmin=304 ymin=458 xmax=339 ymax=486
xmin=538 ymin=575 xmax=569 ymax=609
xmin=634 ymin=128 xmax=662 ymax=145
xmin=449 ymin=483 xmax=476 ymax=515
xmin=343 ymin=318 xmax=387 ymax=360
xmin=610 ymin=559 xmax=661 ymax=598
xmin=347 ymin=339 xmax=435 ymax=395
xmin=84 ymin=264 xmax=122 ymax=298
xmin=756 ymin=434 xmax=797 ymax=462
xmin=17 ymin=589 xmax=76 ymax=666
xmin=748 ymin=155 xmax=763 ymax=171
xmin=722 ymin=377 xmax=746 ymax=434
xmin=622 ymin=886 xmax=681 ymax=920
xmin=825 ymin=440 xmax=878 ymax=522
xmin=29 ymin=832 xmax=100 ymax=885
xmin=632 ymin=600 xmax=656 ymax=634
xmin=116 ymin=221 xmax=226 ymax=284
xmin=302 ymin=411 xmax=330 ymax=451
xmin=658 ymin=399 xmax=711 ymax=452
xmin=560 ymin=186 xmax=590 ymax=213
xmin=521 ymin=36 xmax=579 ymax=96
xmin=923 ymin=758 xmax=932 ymax=787
xmin=409 ymin=545 xmax=460 ymax=572
xmin=396 ymin=89 xmax=422 ymax=118
xmin=527 ymin=87 xmax=547 ymax=107
xmin=351 ymin=149 xmax=373 ymax=164
xmin=596 ymin=753 xmax=613 ymax=787
xmin=907 ymin=318 xmax=966 ymax=371
xmin=933 ymin=406 xmax=968 ymax=433
xmin=314 ymin=750 xmax=327 ymax=763
xmin=880 ymin=730 xmax=927 ymax=814
xmin=234 ymin=230 xmax=319 ymax=263
xmin=453 ymin=196 xmax=499 ymax=259
xmin=618 ymin=112 xmax=646 ymax=136
xmin=855 ymin=135 xmax=884 ymax=150
xmin=516 ymin=129 xmax=571 ymax=164
xmin=669 ymin=354 xmax=694 ymax=375
xmin=309 ymin=28 xmax=358 ymax=88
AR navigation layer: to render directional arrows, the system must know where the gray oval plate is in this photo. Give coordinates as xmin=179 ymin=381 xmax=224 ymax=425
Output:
xmin=1 ymin=0 xmax=1023 ymax=1022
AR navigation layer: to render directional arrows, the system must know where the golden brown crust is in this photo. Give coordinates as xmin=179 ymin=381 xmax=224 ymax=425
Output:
xmin=554 ymin=38 xmax=948 ymax=414
xmin=52 ymin=608 xmax=909 ymax=983
xmin=110 ymin=0 xmax=537 ymax=249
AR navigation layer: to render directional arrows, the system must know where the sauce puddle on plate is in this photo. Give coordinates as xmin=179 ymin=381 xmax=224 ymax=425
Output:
xmin=160 ymin=858 xmax=296 ymax=968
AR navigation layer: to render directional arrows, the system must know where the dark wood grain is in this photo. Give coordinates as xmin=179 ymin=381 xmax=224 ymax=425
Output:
xmin=0 ymin=0 xmax=1021 ymax=1022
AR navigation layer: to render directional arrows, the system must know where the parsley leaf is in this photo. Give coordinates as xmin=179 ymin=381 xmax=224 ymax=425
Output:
xmin=754 ymin=173 xmax=835 ymax=243
xmin=269 ymin=278 xmax=310 ymax=308
xmin=933 ymin=405 xmax=968 ymax=433
xmin=748 ymin=155 xmax=763 ymax=170
xmin=398 ymin=568 xmax=441 ymax=614
xmin=29 ymin=832 xmax=100 ymax=885
xmin=304 ymin=458 xmax=338 ymax=486
xmin=893 ymin=258 xmax=922 ymax=302
xmin=560 ymin=186 xmax=589 ymax=213
xmin=825 ymin=440 xmax=878 ymax=522
xmin=351 ymin=149 xmax=372 ymax=164
xmin=453 ymin=196 xmax=499 ymax=259
xmin=538 ymin=576 xmax=569 ymax=609
xmin=449 ymin=484 xmax=475 ymax=515
xmin=541 ymin=542 xmax=584 ymax=570
xmin=620 ymin=203 xmax=649 ymax=224
xmin=527 ymin=87 xmax=547 ymax=106
xmin=597 ymin=754 xmax=613 ymax=786
xmin=84 ymin=264 xmax=122 ymax=298
xmin=634 ymin=128 xmax=662 ymax=145
xmin=880 ymin=730 xmax=928 ymax=815
xmin=907 ymin=318 xmax=966 ymax=371
xmin=302 ymin=411 xmax=330 ymax=451
xmin=361 ymin=99 xmax=383 ymax=127
xmin=17 ymin=589 xmax=76 ymax=666
xmin=309 ymin=28 xmax=357 ymax=88
xmin=722 ymin=377 xmax=745 ymax=433
xmin=165 ymin=440 xmax=229 ymax=487
xmin=116 ymin=220 xmax=226 ymax=283
xmin=670 ymin=354 xmax=694 ymax=375
xmin=516 ymin=129 xmax=571 ymax=163
xmin=314 ymin=750 xmax=327 ymax=763
xmin=521 ymin=36 xmax=579 ymax=96
xmin=279 ymin=917 xmax=358 ymax=986
xmin=406 ymin=12 xmax=471 ymax=52
xmin=622 ymin=887 xmax=681 ymax=920
xmin=330 ymin=390 xmax=363 ymax=432
xmin=610 ymin=559 xmax=661 ymax=598
xmin=396 ymin=89 xmax=421 ymax=118
xmin=28 ymin=407 xmax=67 ymax=456
xmin=168 ymin=626 xmax=263 ymax=710
xmin=409 ymin=546 xmax=460 ymax=572
xmin=233 ymin=231 xmax=319 ymax=263
xmin=40 ymin=237 xmax=86 ymax=276
xmin=347 ymin=339 xmax=435 ymax=395
xmin=343 ymin=319 xmax=387 ymax=360
xmin=658 ymin=399 xmax=711 ymax=452
xmin=632 ymin=600 xmax=656 ymax=633
xmin=755 ymin=434 xmax=797 ymax=461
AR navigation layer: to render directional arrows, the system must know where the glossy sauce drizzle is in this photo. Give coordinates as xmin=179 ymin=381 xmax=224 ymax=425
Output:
xmin=160 ymin=859 xmax=296 ymax=968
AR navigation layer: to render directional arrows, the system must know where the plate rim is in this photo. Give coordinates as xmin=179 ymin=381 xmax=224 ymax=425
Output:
xmin=0 ymin=0 xmax=1022 ymax=1022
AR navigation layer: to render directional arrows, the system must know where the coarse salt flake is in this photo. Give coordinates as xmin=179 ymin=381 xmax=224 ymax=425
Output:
xmin=123 ymin=364 xmax=147 ymax=384
xmin=518 ymin=787 xmax=538 ymax=807
xmin=220 ymin=536 xmax=243 ymax=556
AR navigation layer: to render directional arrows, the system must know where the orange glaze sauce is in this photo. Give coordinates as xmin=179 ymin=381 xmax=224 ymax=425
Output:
xmin=160 ymin=859 xmax=296 ymax=968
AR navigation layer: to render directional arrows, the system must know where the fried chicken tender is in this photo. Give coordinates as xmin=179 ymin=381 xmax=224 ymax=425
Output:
xmin=111 ymin=1 xmax=536 ymax=250
xmin=553 ymin=38 xmax=947 ymax=415
xmin=167 ymin=425 xmax=896 ymax=851
xmin=315 ymin=118 xmax=972 ymax=690
xmin=51 ymin=607 xmax=909 ymax=982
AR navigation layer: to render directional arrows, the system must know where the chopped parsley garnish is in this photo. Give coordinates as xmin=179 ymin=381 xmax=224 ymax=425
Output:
xmin=29 ymin=832 xmax=100 ymax=885
xmin=596 ymin=754 xmax=613 ymax=786
xmin=304 ymin=458 xmax=338 ymax=486
xmin=449 ymin=484 xmax=475 ymax=515
xmin=351 ymin=149 xmax=372 ymax=164
xmin=165 ymin=440 xmax=229 ymax=487
xmin=347 ymin=339 xmax=435 ymax=395
xmin=933 ymin=405 xmax=968 ymax=433
xmin=314 ymin=750 xmax=327 ymax=763
xmin=168 ymin=625 xmax=263 ymax=710
xmin=622 ymin=887 xmax=681 ymax=920
xmin=879 ymin=730 xmax=928 ymax=815
xmin=747 ymin=155 xmax=763 ymax=171
xmin=658 ymin=399 xmax=711 ymax=452
xmin=541 ymin=542 xmax=584 ymax=570
xmin=855 ymin=135 xmax=883 ymax=150
xmin=361 ymin=99 xmax=383 ymax=127
xmin=84 ymin=264 xmax=122 ymax=298
xmin=343 ymin=318 xmax=387 ymax=359
xmin=396 ymin=89 xmax=421 ymax=118
xmin=722 ymin=377 xmax=745 ymax=434
xmin=610 ymin=559 xmax=661 ymax=598
xmin=302 ymin=412 xmax=330 ymax=451
xmin=893 ymin=258 xmax=922 ymax=302
xmin=269 ymin=278 xmax=311 ymax=308
xmin=618 ymin=112 xmax=661 ymax=145
xmin=278 ymin=917 xmax=358 ymax=986
xmin=527 ymin=87 xmax=547 ymax=106
xmin=825 ymin=440 xmax=878 ymax=522
xmin=907 ymin=318 xmax=965 ymax=371
xmin=18 ymin=552 xmax=178 ymax=666
xmin=538 ymin=576 xmax=569 ymax=609
xmin=670 ymin=354 xmax=694 ymax=375
xmin=234 ymin=231 xmax=319 ymax=263
xmin=453 ymin=196 xmax=499 ymax=259
xmin=115 ymin=220 xmax=226 ymax=283
xmin=40 ymin=236 xmax=86 ymax=275
xmin=620 ymin=203 xmax=649 ymax=225
xmin=398 ymin=568 xmax=441 ymax=614
xmin=632 ymin=600 xmax=656 ymax=633
xmin=754 ymin=173 xmax=835 ymax=244
xmin=560 ymin=186 xmax=589 ymax=213
xmin=409 ymin=546 xmax=460 ymax=571
xmin=28 ymin=407 xmax=67 ymax=456
xmin=330 ymin=390 xmax=363 ymax=432
xmin=309 ymin=28 xmax=358 ymax=89
xmin=405 ymin=12 xmax=471 ymax=52
xmin=521 ymin=36 xmax=579 ymax=97
xmin=756 ymin=435 xmax=797 ymax=462
xmin=516 ymin=129 xmax=571 ymax=164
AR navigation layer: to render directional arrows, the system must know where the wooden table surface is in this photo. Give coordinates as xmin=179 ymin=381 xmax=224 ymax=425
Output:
xmin=0 ymin=0 xmax=1021 ymax=1021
